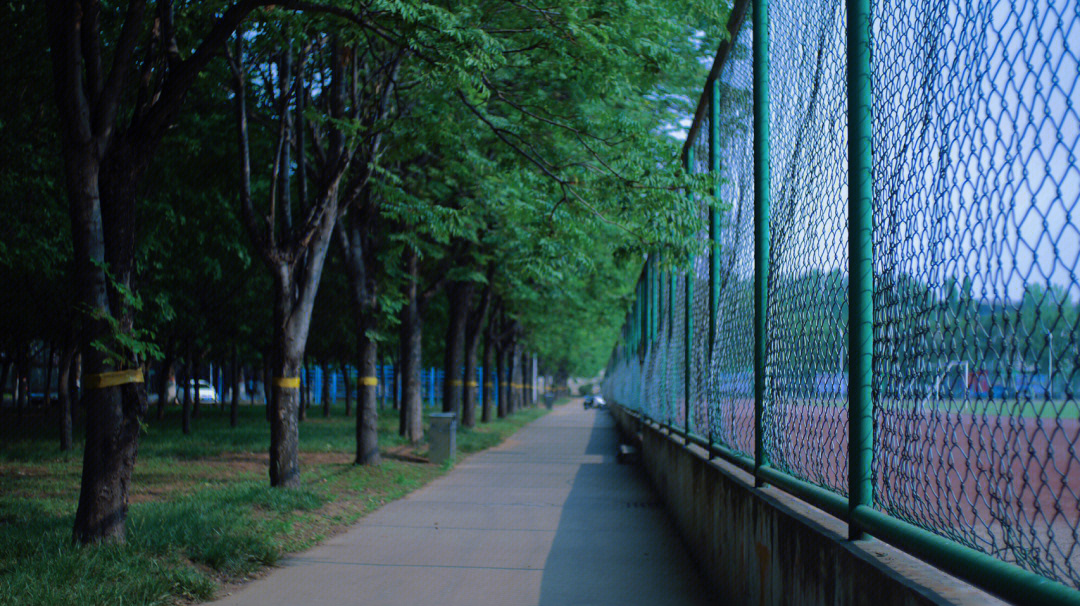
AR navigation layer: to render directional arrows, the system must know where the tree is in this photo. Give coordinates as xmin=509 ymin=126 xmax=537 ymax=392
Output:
xmin=32 ymin=0 xmax=729 ymax=540
xmin=228 ymin=25 xmax=360 ymax=487
xmin=44 ymin=0 xmax=309 ymax=543
xmin=461 ymin=272 xmax=492 ymax=427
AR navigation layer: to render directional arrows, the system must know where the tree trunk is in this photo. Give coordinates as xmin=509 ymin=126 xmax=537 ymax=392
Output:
xmin=342 ymin=363 xmax=352 ymax=417
xmin=230 ymin=347 xmax=240 ymax=428
xmin=507 ymin=329 xmax=521 ymax=414
xmin=192 ymin=353 xmax=201 ymax=419
xmin=58 ymin=341 xmax=76 ymax=451
xmin=461 ymin=340 xmax=478 ymax=428
xmin=520 ymin=350 xmax=529 ymax=409
xmin=182 ymin=345 xmax=192 ymax=435
xmin=511 ymin=340 xmax=520 ymax=413
xmin=518 ymin=349 xmax=525 ymax=412
xmin=268 ymin=344 xmax=302 ymax=487
xmin=398 ymin=248 xmax=423 ymax=443
xmin=72 ymin=352 xmax=81 ymax=422
xmin=528 ymin=354 xmax=536 ymax=407
xmin=507 ymin=342 xmax=518 ymax=415
xmin=442 ymin=282 xmax=471 ymax=416
xmin=516 ymin=345 xmax=524 ymax=411
xmin=62 ymin=165 xmax=150 ymax=542
xmin=7 ymin=364 xmax=16 ymax=414
xmin=393 ymin=355 xmax=401 ymax=412
xmin=463 ymin=283 xmax=491 ymax=428
xmin=482 ymin=312 xmax=496 ymax=423
xmin=263 ymin=355 xmax=272 ymax=417
xmin=217 ymin=365 xmax=225 ymax=412
xmin=356 ymin=329 xmax=380 ymax=465
xmin=43 ymin=344 xmax=56 ymax=409
xmin=497 ymin=341 xmax=509 ymax=419
xmin=72 ymin=364 xmax=144 ymax=544
xmin=376 ymin=360 xmax=383 ymax=409
xmin=0 ymin=360 xmax=9 ymax=408
xmin=321 ymin=362 xmax=331 ymax=417
xmin=399 ymin=309 xmax=423 ymax=443
xmin=268 ymin=271 xmax=304 ymax=487
xmin=265 ymin=237 xmax=337 ymax=487
xmin=306 ymin=364 xmax=313 ymax=416
xmin=157 ymin=339 xmax=175 ymax=420
xmin=6 ymin=358 xmax=16 ymax=412
xmin=15 ymin=343 xmax=28 ymax=424
xmin=298 ymin=361 xmax=308 ymax=422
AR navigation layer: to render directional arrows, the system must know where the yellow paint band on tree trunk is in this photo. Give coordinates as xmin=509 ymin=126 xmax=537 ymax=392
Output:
xmin=359 ymin=377 xmax=378 ymax=386
xmin=483 ymin=383 xmax=494 ymax=388
xmin=273 ymin=377 xmax=301 ymax=388
xmin=83 ymin=369 xmax=144 ymax=390
xmin=465 ymin=381 xmax=478 ymax=387
xmin=448 ymin=379 xmax=463 ymax=386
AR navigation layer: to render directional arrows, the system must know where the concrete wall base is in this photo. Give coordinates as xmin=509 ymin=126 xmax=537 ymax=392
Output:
xmin=609 ymin=405 xmax=1006 ymax=606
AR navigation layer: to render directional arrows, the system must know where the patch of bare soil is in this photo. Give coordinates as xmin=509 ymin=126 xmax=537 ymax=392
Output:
xmin=0 ymin=464 xmax=54 ymax=478
xmin=205 ymin=451 xmax=355 ymax=474
xmin=382 ymin=444 xmax=429 ymax=463
xmin=129 ymin=452 xmax=357 ymax=504
xmin=0 ymin=463 xmax=80 ymax=500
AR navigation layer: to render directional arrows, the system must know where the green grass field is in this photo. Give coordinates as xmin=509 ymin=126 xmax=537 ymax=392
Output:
xmin=0 ymin=400 xmax=556 ymax=606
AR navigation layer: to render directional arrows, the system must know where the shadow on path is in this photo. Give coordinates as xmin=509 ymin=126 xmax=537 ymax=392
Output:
xmin=537 ymin=410 xmax=710 ymax=606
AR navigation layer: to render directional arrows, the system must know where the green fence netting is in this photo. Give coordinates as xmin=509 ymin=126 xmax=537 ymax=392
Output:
xmin=711 ymin=20 xmax=757 ymax=458
xmin=603 ymin=0 xmax=1080 ymax=596
xmin=765 ymin=0 xmax=850 ymax=495
xmin=871 ymin=0 xmax=1080 ymax=585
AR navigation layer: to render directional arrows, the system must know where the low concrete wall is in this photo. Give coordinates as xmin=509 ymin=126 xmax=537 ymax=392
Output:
xmin=609 ymin=405 xmax=1005 ymax=606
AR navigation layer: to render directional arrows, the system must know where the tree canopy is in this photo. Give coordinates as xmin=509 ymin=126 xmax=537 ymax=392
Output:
xmin=2 ymin=0 xmax=730 ymax=541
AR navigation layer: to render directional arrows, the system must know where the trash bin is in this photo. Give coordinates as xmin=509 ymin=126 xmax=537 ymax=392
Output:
xmin=428 ymin=412 xmax=457 ymax=465
xmin=544 ymin=392 xmax=555 ymax=410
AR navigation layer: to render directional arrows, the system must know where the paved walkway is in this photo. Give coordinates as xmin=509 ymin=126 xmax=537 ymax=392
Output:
xmin=210 ymin=402 xmax=711 ymax=606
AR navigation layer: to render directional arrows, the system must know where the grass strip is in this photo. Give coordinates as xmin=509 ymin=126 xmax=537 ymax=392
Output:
xmin=0 ymin=401 xmax=557 ymax=606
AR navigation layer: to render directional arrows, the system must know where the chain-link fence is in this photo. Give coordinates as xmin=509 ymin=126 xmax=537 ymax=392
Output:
xmin=603 ymin=0 xmax=1079 ymax=600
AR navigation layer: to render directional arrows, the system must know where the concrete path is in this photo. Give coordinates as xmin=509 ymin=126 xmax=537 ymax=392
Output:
xmin=210 ymin=402 xmax=711 ymax=606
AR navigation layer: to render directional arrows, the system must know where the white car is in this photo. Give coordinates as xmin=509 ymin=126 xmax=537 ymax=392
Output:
xmin=184 ymin=379 xmax=219 ymax=404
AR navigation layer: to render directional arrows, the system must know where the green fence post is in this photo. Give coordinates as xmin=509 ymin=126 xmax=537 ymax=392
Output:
xmin=653 ymin=257 xmax=659 ymax=342
xmin=752 ymin=0 xmax=771 ymax=487
xmin=685 ymin=147 xmax=695 ymax=441
xmin=709 ymin=78 xmax=721 ymax=454
xmin=652 ymin=259 xmax=660 ymax=341
xmin=709 ymin=80 xmax=721 ymax=356
xmin=641 ymin=263 xmax=649 ymax=357
xmin=846 ymin=0 xmax=874 ymax=540
xmin=637 ymin=281 xmax=643 ymax=358
xmin=645 ymin=258 xmax=652 ymax=343
xmin=668 ymin=252 xmax=675 ymax=427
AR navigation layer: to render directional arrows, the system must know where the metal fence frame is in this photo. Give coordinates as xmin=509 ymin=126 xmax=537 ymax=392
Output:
xmin=604 ymin=0 xmax=1080 ymax=603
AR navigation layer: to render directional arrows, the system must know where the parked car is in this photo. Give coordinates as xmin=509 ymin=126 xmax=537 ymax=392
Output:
xmin=583 ymin=395 xmax=606 ymax=409
xmin=178 ymin=379 xmax=218 ymax=404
